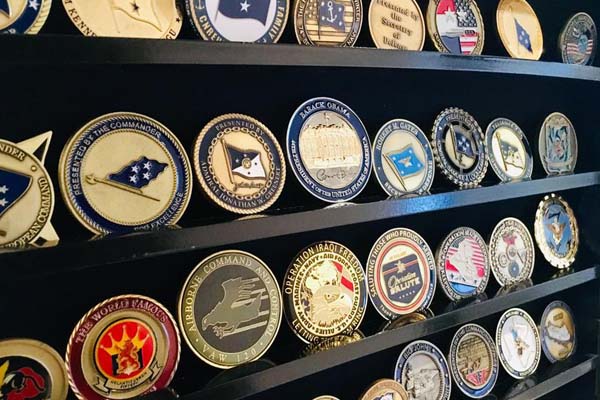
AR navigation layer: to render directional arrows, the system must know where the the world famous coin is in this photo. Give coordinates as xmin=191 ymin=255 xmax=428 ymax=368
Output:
xmin=62 ymin=0 xmax=182 ymax=38
xmin=367 ymin=228 xmax=436 ymax=320
xmin=559 ymin=12 xmax=596 ymax=65
xmin=368 ymin=0 xmax=425 ymax=50
xmin=538 ymin=112 xmax=578 ymax=175
xmin=178 ymin=250 xmax=282 ymax=368
xmin=540 ymin=301 xmax=576 ymax=363
xmin=294 ymin=0 xmax=362 ymax=46
xmin=485 ymin=118 xmax=533 ymax=182
xmin=496 ymin=0 xmax=543 ymax=60
xmin=496 ymin=308 xmax=541 ymax=379
xmin=283 ymin=241 xmax=367 ymax=343
xmin=373 ymin=119 xmax=434 ymax=196
xmin=59 ymin=112 xmax=192 ymax=234
xmin=287 ymin=97 xmax=372 ymax=203
xmin=193 ymin=114 xmax=285 ymax=214
xmin=0 ymin=132 xmax=58 ymax=248
xmin=436 ymin=227 xmax=489 ymax=301
xmin=394 ymin=340 xmax=451 ymax=400
xmin=66 ymin=295 xmax=180 ymax=399
xmin=534 ymin=194 xmax=579 ymax=269
xmin=0 ymin=0 xmax=51 ymax=33
xmin=360 ymin=379 xmax=409 ymax=400
xmin=488 ymin=218 xmax=534 ymax=286
xmin=431 ymin=108 xmax=487 ymax=187
xmin=186 ymin=0 xmax=288 ymax=43
xmin=426 ymin=0 xmax=484 ymax=55
xmin=0 ymin=339 xmax=68 ymax=400
xmin=449 ymin=324 xmax=498 ymax=398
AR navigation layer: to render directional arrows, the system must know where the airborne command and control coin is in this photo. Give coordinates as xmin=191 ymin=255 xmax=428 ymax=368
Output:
xmin=62 ymin=0 xmax=182 ymax=38
xmin=0 ymin=0 xmax=50 ymax=33
xmin=66 ymin=295 xmax=180 ymax=400
xmin=178 ymin=250 xmax=282 ymax=369
xmin=367 ymin=228 xmax=436 ymax=320
xmin=496 ymin=0 xmax=543 ymax=60
xmin=488 ymin=218 xmax=534 ymax=286
xmin=485 ymin=118 xmax=533 ymax=182
xmin=59 ymin=112 xmax=192 ymax=234
xmin=540 ymin=301 xmax=576 ymax=363
xmin=426 ymin=0 xmax=484 ymax=55
xmin=534 ymin=194 xmax=579 ymax=269
xmin=360 ymin=379 xmax=409 ymax=400
xmin=0 ymin=132 xmax=58 ymax=248
xmin=436 ymin=227 xmax=489 ymax=301
xmin=449 ymin=324 xmax=498 ymax=398
xmin=287 ymin=97 xmax=372 ymax=203
xmin=193 ymin=114 xmax=286 ymax=214
xmin=372 ymin=119 xmax=434 ymax=196
xmin=294 ymin=0 xmax=362 ymax=46
xmin=496 ymin=308 xmax=541 ymax=379
xmin=368 ymin=0 xmax=424 ymax=50
xmin=283 ymin=241 xmax=367 ymax=343
xmin=186 ymin=0 xmax=288 ymax=43
xmin=538 ymin=112 xmax=578 ymax=175
xmin=431 ymin=108 xmax=487 ymax=187
xmin=559 ymin=13 xmax=597 ymax=65
xmin=394 ymin=340 xmax=451 ymax=400
xmin=302 ymin=331 xmax=364 ymax=356
xmin=0 ymin=339 xmax=68 ymax=400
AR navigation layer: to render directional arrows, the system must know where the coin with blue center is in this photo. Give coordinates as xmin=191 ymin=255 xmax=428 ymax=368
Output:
xmin=0 ymin=0 xmax=51 ymax=34
xmin=540 ymin=301 xmax=576 ymax=363
xmin=534 ymin=194 xmax=578 ymax=269
xmin=538 ymin=112 xmax=578 ymax=175
xmin=485 ymin=118 xmax=532 ymax=182
xmin=496 ymin=308 xmax=541 ymax=379
xmin=559 ymin=13 xmax=597 ymax=65
xmin=426 ymin=0 xmax=484 ymax=55
xmin=488 ymin=218 xmax=535 ymax=286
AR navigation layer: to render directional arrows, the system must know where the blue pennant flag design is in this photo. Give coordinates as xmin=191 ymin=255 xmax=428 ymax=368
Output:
xmin=514 ymin=18 xmax=533 ymax=52
xmin=225 ymin=144 xmax=266 ymax=179
xmin=386 ymin=146 xmax=423 ymax=178
xmin=218 ymin=0 xmax=271 ymax=25
xmin=319 ymin=0 xmax=345 ymax=31
xmin=0 ymin=168 xmax=32 ymax=218
xmin=453 ymin=129 xmax=476 ymax=158
xmin=107 ymin=157 xmax=168 ymax=189
xmin=499 ymin=139 xmax=523 ymax=168
xmin=0 ymin=0 xmax=10 ymax=16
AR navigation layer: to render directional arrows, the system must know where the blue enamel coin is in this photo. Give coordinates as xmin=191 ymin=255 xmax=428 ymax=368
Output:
xmin=0 ymin=0 xmax=51 ymax=34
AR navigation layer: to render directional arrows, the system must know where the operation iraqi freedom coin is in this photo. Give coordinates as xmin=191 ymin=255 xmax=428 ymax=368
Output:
xmin=560 ymin=13 xmax=597 ymax=65
xmin=294 ymin=0 xmax=362 ymax=46
xmin=488 ymin=217 xmax=534 ymax=286
xmin=66 ymin=295 xmax=180 ymax=400
xmin=287 ymin=97 xmax=372 ymax=203
xmin=193 ymin=114 xmax=286 ymax=214
xmin=372 ymin=119 xmax=434 ymax=196
xmin=538 ymin=112 xmax=578 ymax=175
xmin=0 ymin=339 xmax=68 ymax=400
xmin=59 ymin=112 xmax=192 ymax=234
xmin=368 ymin=0 xmax=424 ymax=50
xmin=426 ymin=0 xmax=484 ymax=55
xmin=485 ymin=118 xmax=532 ymax=182
xmin=496 ymin=308 xmax=541 ymax=379
xmin=0 ymin=0 xmax=51 ymax=33
xmin=540 ymin=301 xmax=576 ymax=363
xmin=360 ymin=379 xmax=409 ymax=400
xmin=283 ymin=241 xmax=367 ymax=343
xmin=178 ymin=250 xmax=282 ymax=369
xmin=496 ymin=0 xmax=543 ymax=60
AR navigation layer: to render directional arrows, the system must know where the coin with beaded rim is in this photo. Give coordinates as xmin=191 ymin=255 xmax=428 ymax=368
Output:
xmin=369 ymin=0 xmax=425 ymax=50
xmin=538 ymin=112 xmax=578 ymax=175
xmin=496 ymin=0 xmax=543 ymax=60
xmin=0 ymin=0 xmax=51 ymax=33
xmin=559 ymin=12 xmax=596 ymax=65
xmin=294 ymin=0 xmax=362 ymax=46
xmin=485 ymin=118 xmax=532 ymax=182
xmin=488 ymin=217 xmax=534 ymax=286
xmin=426 ymin=0 xmax=484 ymax=55
xmin=540 ymin=300 xmax=576 ymax=363
xmin=496 ymin=308 xmax=541 ymax=379
xmin=534 ymin=194 xmax=578 ymax=269
xmin=360 ymin=379 xmax=409 ymax=400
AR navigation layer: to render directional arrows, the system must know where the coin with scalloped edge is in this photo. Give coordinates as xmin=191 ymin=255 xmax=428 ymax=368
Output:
xmin=540 ymin=301 xmax=576 ymax=363
xmin=534 ymin=194 xmax=578 ymax=269
xmin=0 ymin=0 xmax=51 ymax=33
xmin=426 ymin=0 xmax=484 ymax=55
xmin=538 ymin=112 xmax=578 ymax=175
xmin=559 ymin=12 xmax=596 ymax=65
xmin=485 ymin=118 xmax=533 ymax=182
xmin=495 ymin=308 xmax=541 ymax=379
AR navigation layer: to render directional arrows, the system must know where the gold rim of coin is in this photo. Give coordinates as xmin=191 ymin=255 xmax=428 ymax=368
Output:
xmin=360 ymin=379 xmax=409 ymax=400
xmin=0 ymin=0 xmax=52 ymax=33
xmin=294 ymin=0 xmax=363 ymax=46
xmin=534 ymin=194 xmax=578 ymax=269
xmin=496 ymin=0 xmax=543 ymax=60
xmin=426 ymin=0 xmax=485 ymax=55
xmin=368 ymin=0 xmax=425 ymax=50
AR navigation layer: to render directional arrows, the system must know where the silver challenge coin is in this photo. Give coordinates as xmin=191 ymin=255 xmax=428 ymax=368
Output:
xmin=488 ymin=218 xmax=535 ymax=287
xmin=559 ymin=12 xmax=597 ymax=65
xmin=538 ymin=112 xmax=578 ymax=175
xmin=485 ymin=118 xmax=533 ymax=182
xmin=496 ymin=308 xmax=541 ymax=379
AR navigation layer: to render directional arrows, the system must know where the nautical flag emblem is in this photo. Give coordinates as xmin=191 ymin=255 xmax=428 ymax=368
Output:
xmin=0 ymin=0 xmax=10 ymax=17
xmin=498 ymin=138 xmax=523 ymax=169
xmin=111 ymin=0 xmax=163 ymax=31
xmin=0 ymin=168 xmax=32 ymax=219
xmin=218 ymin=0 xmax=271 ymax=25
xmin=225 ymin=143 xmax=267 ymax=179
xmin=515 ymin=18 xmax=533 ymax=52
xmin=435 ymin=0 xmax=480 ymax=54
xmin=319 ymin=0 xmax=345 ymax=31
xmin=108 ymin=157 xmax=168 ymax=189
xmin=453 ymin=129 xmax=476 ymax=158
xmin=385 ymin=146 xmax=424 ymax=179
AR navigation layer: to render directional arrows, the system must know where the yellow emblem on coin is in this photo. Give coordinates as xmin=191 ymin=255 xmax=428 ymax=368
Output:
xmin=496 ymin=0 xmax=543 ymax=60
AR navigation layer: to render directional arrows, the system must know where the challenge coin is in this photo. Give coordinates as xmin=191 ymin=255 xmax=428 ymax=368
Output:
xmin=496 ymin=0 xmax=543 ymax=60
xmin=193 ymin=114 xmax=286 ymax=214
xmin=373 ymin=119 xmax=434 ymax=196
xmin=59 ymin=112 xmax=192 ymax=234
xmin=394 ymin=340 xmax=451 ymax=400
xmin=540 ymin=301 xmax=576 ymax=363
xmin=283 ymin=241 xmax=367 ymax=343
xmin=485 ymin=118 xmax=533 ymax=182
xmin=436 ymin=227 xmax=489 ymax=301
xmin=294 ymin=0 xmax=362 ymax=46
xmin=62 ymin=0 xmax=182 ymax=38
xmin=431 ymin=108 xmax=487 ymax=187
xmin=449 ymin=324 xmax=498 ymax=398
xmin=0 ymin=339 xmax=68 ymax=400
xmin=186 ymin=0 xmax=289 ymax=43
xmin=538 ymin=112 xmax=578 ymax=175
xmin=489 ymin=218 xmax=534 ymax=286
xmin=66 ymin=295 xmax=180 ymax=400
xmin=178 ymin=250 xmax=282 ymax=368
xmin=496 ymin=308 xmax=541 ymax=379
xmin=302 ymin=331 xmax=364 ymax=356
xmin=559 ymin=13 xmax=597 ymax=65
xmin=369 ymin=0 xmax=425 ymax=50
xmin=0 ymin=132 xmax=58 ymax=248
xmin=287 ymin=97 xmax=372 ymax=203
xmin=534 ymin=194 xmax=579 ymax=269
xmin=313 ymin=396 xmax=340 ymax=400
xmin=383 ymin=310 xmax=431 ymax=331
xmin=0 ymin=0 xmax=50 ymax=33
xmin=360 ymin=379 xmax=409 ymax=400
xmin=367 ymin=228 xmax=436 ymax=319
xmin=426 ymin=0 xmax=484 ymax=55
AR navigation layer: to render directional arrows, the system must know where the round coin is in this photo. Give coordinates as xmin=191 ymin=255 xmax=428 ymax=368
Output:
xmin=369 ymin=0 xmax=424 ymax=50
xmin=0 ymin=0 xmax=50 ymax=33
xmin=193 ymin=114 xmax=286 ymax=214
xmin=534 ymin=194 xmax=579 ymax=269
xmin=538 ymin=112 xmax=578 ymax=175
xmin=283 ymin=241 xmax=367 ymax=343
xmin=485 ymin=118 xmax=532 ymax=182
xmin=302 ymin=331 xmax=364 ymax=356
xmin=59 ymin=112 xmax=192 ymax=234
xmin=540 ymin=301 xmax=576 ymax=363
xmin=488 ymin=218 xmax=535 ymax=286
xmin=66 ymin=295 xmax=180 ymax=400
xmin=287 ymin=97 xmax=372 ymax=203
xmin=0 ymin=339 xmax=68 ymax=400
xmin=294 ymin=0 xmax=362 ymax=46
xmin=360 ymin=379 xmax=409 ymax=400
xmin=313 ymin=397 xmax=340 ymax=400
xmin=559 ymin=13 xmax=597 ymax=65
xmin=372 ymin=119 xmax=435 ymax=196
xmin=426 ymin=0 xmax=484 ymax=55
xmin=382 ymin=310 xmax=431 ymax=331
xmin=496 ymin=0 xmax=543 ymax=60
xmin=367 ymin=228 xmax=436 ymax=319
xmin=178 ymin=250 xmax=282 ymax=368
xmin=496 ymin=308 xmax=541 ymax=379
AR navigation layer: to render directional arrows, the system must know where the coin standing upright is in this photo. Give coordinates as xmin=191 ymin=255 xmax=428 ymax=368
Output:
xmin=496 ymin=0 xmax=543 ymax=60
xmin=426 ymin=0 xmax=484 ymax=55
